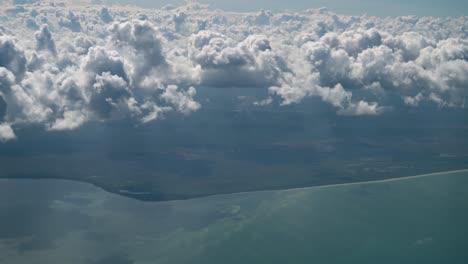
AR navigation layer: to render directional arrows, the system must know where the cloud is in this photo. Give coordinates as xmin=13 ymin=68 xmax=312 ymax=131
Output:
xmin=0 ymin=1 xmax=466 ymax=141
xmin=49 ymin=110 xmax=87 ymax=131
xmin=58 ymin=11 xmax=82 ymax=32
xmin=403 ymin=92 xmax=424 ymax=107
xmin=161 ymin=85 xmax=200 ymax=114
xmin=89 ymin=72 xmax=131 ymax=119
xmin=0 ymin=36 xmax=27 ymax=79
xmin=82 ymin=46 xmax=127 ymax=80
xmin=35 ymin=24 xmax=57 ymax=55
xmin=0 ymin=94 xmax=6 ymax=121
xmin=99 ymin=7 xmax=113 ymax=23
xmin=109 ymin=20 xmax=167 ymax=86
xmin=139 ymin=101 xmax=171 ymax=124
xmin=188 ymin=31 xmax=286 ymax=88
xmin=0 ymin=123 xmax=15 ymax=142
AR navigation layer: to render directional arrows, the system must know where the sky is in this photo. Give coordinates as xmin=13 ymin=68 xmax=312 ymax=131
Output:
xmin=106 ymin=0 xmax=468 ymax=17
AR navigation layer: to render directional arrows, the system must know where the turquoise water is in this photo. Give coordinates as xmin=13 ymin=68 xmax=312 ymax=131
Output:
xmin=0 ymin=170 xmax=467 ymax=264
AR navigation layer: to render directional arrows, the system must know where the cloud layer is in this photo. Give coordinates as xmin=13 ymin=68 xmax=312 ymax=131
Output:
xmin=0 ymin=1 xmax=466 ymax=141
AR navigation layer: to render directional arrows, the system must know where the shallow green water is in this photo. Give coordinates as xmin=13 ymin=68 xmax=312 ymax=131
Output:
xmin=1 ymin=170 xmax=467 ymax=264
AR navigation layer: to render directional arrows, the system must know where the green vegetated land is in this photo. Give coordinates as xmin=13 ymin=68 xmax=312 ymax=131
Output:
xmin=1 ymin=92 xmax=467 ymax=201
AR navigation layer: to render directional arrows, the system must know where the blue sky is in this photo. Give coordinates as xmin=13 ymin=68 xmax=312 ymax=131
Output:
xmin=108 ymin=0 xmax=468 ymax=17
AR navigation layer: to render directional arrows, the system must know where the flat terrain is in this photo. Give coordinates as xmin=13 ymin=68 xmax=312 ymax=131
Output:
xmin=1 ymin=90 xmax=468 ymax=201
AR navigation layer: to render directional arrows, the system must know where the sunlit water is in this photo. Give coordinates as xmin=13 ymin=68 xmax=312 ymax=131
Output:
xmin=1 ymin=170 xmax=467 ymax=264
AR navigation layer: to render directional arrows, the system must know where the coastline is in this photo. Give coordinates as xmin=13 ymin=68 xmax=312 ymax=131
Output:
xmin=0 ymin=168 xmax=467 ymax=203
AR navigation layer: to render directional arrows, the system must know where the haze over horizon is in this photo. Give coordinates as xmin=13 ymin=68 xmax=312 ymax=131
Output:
xmin=86 ymin=0 xmax=468 ymax=17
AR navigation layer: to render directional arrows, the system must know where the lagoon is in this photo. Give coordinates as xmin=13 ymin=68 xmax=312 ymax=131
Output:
xmin=1 ymin=170 xmax=467 ymax=263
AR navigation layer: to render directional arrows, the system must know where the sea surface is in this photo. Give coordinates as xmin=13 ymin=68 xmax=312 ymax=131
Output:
xmin=0 ymin=170 xmax=467 ymax=264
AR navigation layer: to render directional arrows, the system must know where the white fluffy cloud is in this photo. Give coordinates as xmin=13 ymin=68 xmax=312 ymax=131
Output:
xmin=188 ymin=31 xmax=285 ymax=88
xmin=0 ymin=123 xmax=15 ymax=141
xmin=161 ymin=85 xmax=200 ymax=114
xmin=0 ymin=1 xmax=466 ymax=141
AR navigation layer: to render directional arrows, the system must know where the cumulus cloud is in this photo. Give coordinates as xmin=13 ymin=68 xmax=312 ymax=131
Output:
xmin=58 ymin=11 xmax=82 ymax=32
xmin=49 ymin=110 xmax=87 ymax=131
xmin=99 ymin=7 xmax=113 ymax=24
xmin=35 ymin=24 xmax=57 ymax=55
xmin=89 ymin=72 xmax=131 ymax=119
xmin=188 ymin=31 xmax=286 ymax=88
xmin=161 ymin=85 xmax=200 ymax=114
xmin=82 ymin=46 xmax=127 ymax=79
xmin=0 ymin=123 xmax=15 ymax=142
xmin=0 ymin=36 xmax=27 ymax=79
xmin=109 ymin=20 xmax=166 ymax=86
xmin=0 ymin=1 xmax=466 ymax=141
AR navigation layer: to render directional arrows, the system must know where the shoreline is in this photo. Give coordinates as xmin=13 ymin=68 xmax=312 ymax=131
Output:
xmin=0 ymin=168 xmax=467 ymax=203
xmin=184 ymin=168 xmax=468 ymax=202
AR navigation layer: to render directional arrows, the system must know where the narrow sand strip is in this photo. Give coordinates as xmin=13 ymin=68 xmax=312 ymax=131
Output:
xmin=279 ymin=169 xmax=468 ymax=193
xmin=181 ymin=169 xmax=468 ymax=202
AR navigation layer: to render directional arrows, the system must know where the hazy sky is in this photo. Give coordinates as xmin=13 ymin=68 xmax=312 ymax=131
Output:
xmin=107 ymin=0 xmax=468 ymax=17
